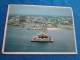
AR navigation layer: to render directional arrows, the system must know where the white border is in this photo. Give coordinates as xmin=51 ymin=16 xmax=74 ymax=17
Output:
xmin=2 ymin=4 xmax=77 ymax=54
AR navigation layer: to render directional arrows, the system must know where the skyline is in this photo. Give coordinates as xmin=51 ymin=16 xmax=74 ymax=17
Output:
xmin=9 ymin=5 xmax=72 ymax=16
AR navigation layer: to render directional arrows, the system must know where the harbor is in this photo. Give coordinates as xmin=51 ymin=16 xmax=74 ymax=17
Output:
xmin=4 ymin=25 xmax=76 ymax=52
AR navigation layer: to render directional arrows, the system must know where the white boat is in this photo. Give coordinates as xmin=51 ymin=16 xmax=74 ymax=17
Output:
xmin=31 ymin=33 xmax=53 ymax=42
xmin=31 ymin=20 xmax=53 ymax=42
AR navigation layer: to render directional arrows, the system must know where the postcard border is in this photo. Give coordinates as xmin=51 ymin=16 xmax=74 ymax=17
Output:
xmin=2 ymin=4 xmax=78 ymax=54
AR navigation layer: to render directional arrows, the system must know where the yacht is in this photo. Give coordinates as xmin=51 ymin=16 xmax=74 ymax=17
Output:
xmin=31 ymin=21 xmax=53 ymax=42
xmin=31 ymin=33 xmax=53 ymax=42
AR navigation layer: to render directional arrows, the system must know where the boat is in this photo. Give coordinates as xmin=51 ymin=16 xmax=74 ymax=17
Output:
xmin=31 ymin=20 xmax=53 ymax=42
xmin=31 ymin=33 xmax=53 ymax=42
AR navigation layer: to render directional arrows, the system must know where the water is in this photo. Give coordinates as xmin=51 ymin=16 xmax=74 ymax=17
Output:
xmin=4 ymin=25 xmax=76 ymax=52
xmin=57 ymin=25 xmax=73 ymax=28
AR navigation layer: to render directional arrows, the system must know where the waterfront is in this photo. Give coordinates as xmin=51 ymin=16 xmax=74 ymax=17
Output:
xmin=4 ymin=25 xmax=76 ymax=52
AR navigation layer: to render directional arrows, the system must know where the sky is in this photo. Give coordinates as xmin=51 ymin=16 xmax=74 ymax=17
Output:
xmin=9 ymin=5 xmax=72 ymax=16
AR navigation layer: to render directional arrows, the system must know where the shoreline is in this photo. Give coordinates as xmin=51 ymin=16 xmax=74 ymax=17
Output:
xmin=47 ymin=28 xmax=60 ymax=30
xmin=47 ymin=28 xmax=73 ymax=30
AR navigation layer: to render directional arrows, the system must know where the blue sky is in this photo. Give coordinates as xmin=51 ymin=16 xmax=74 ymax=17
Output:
xmin=9 ymin=5 xmax=72 ymax=16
